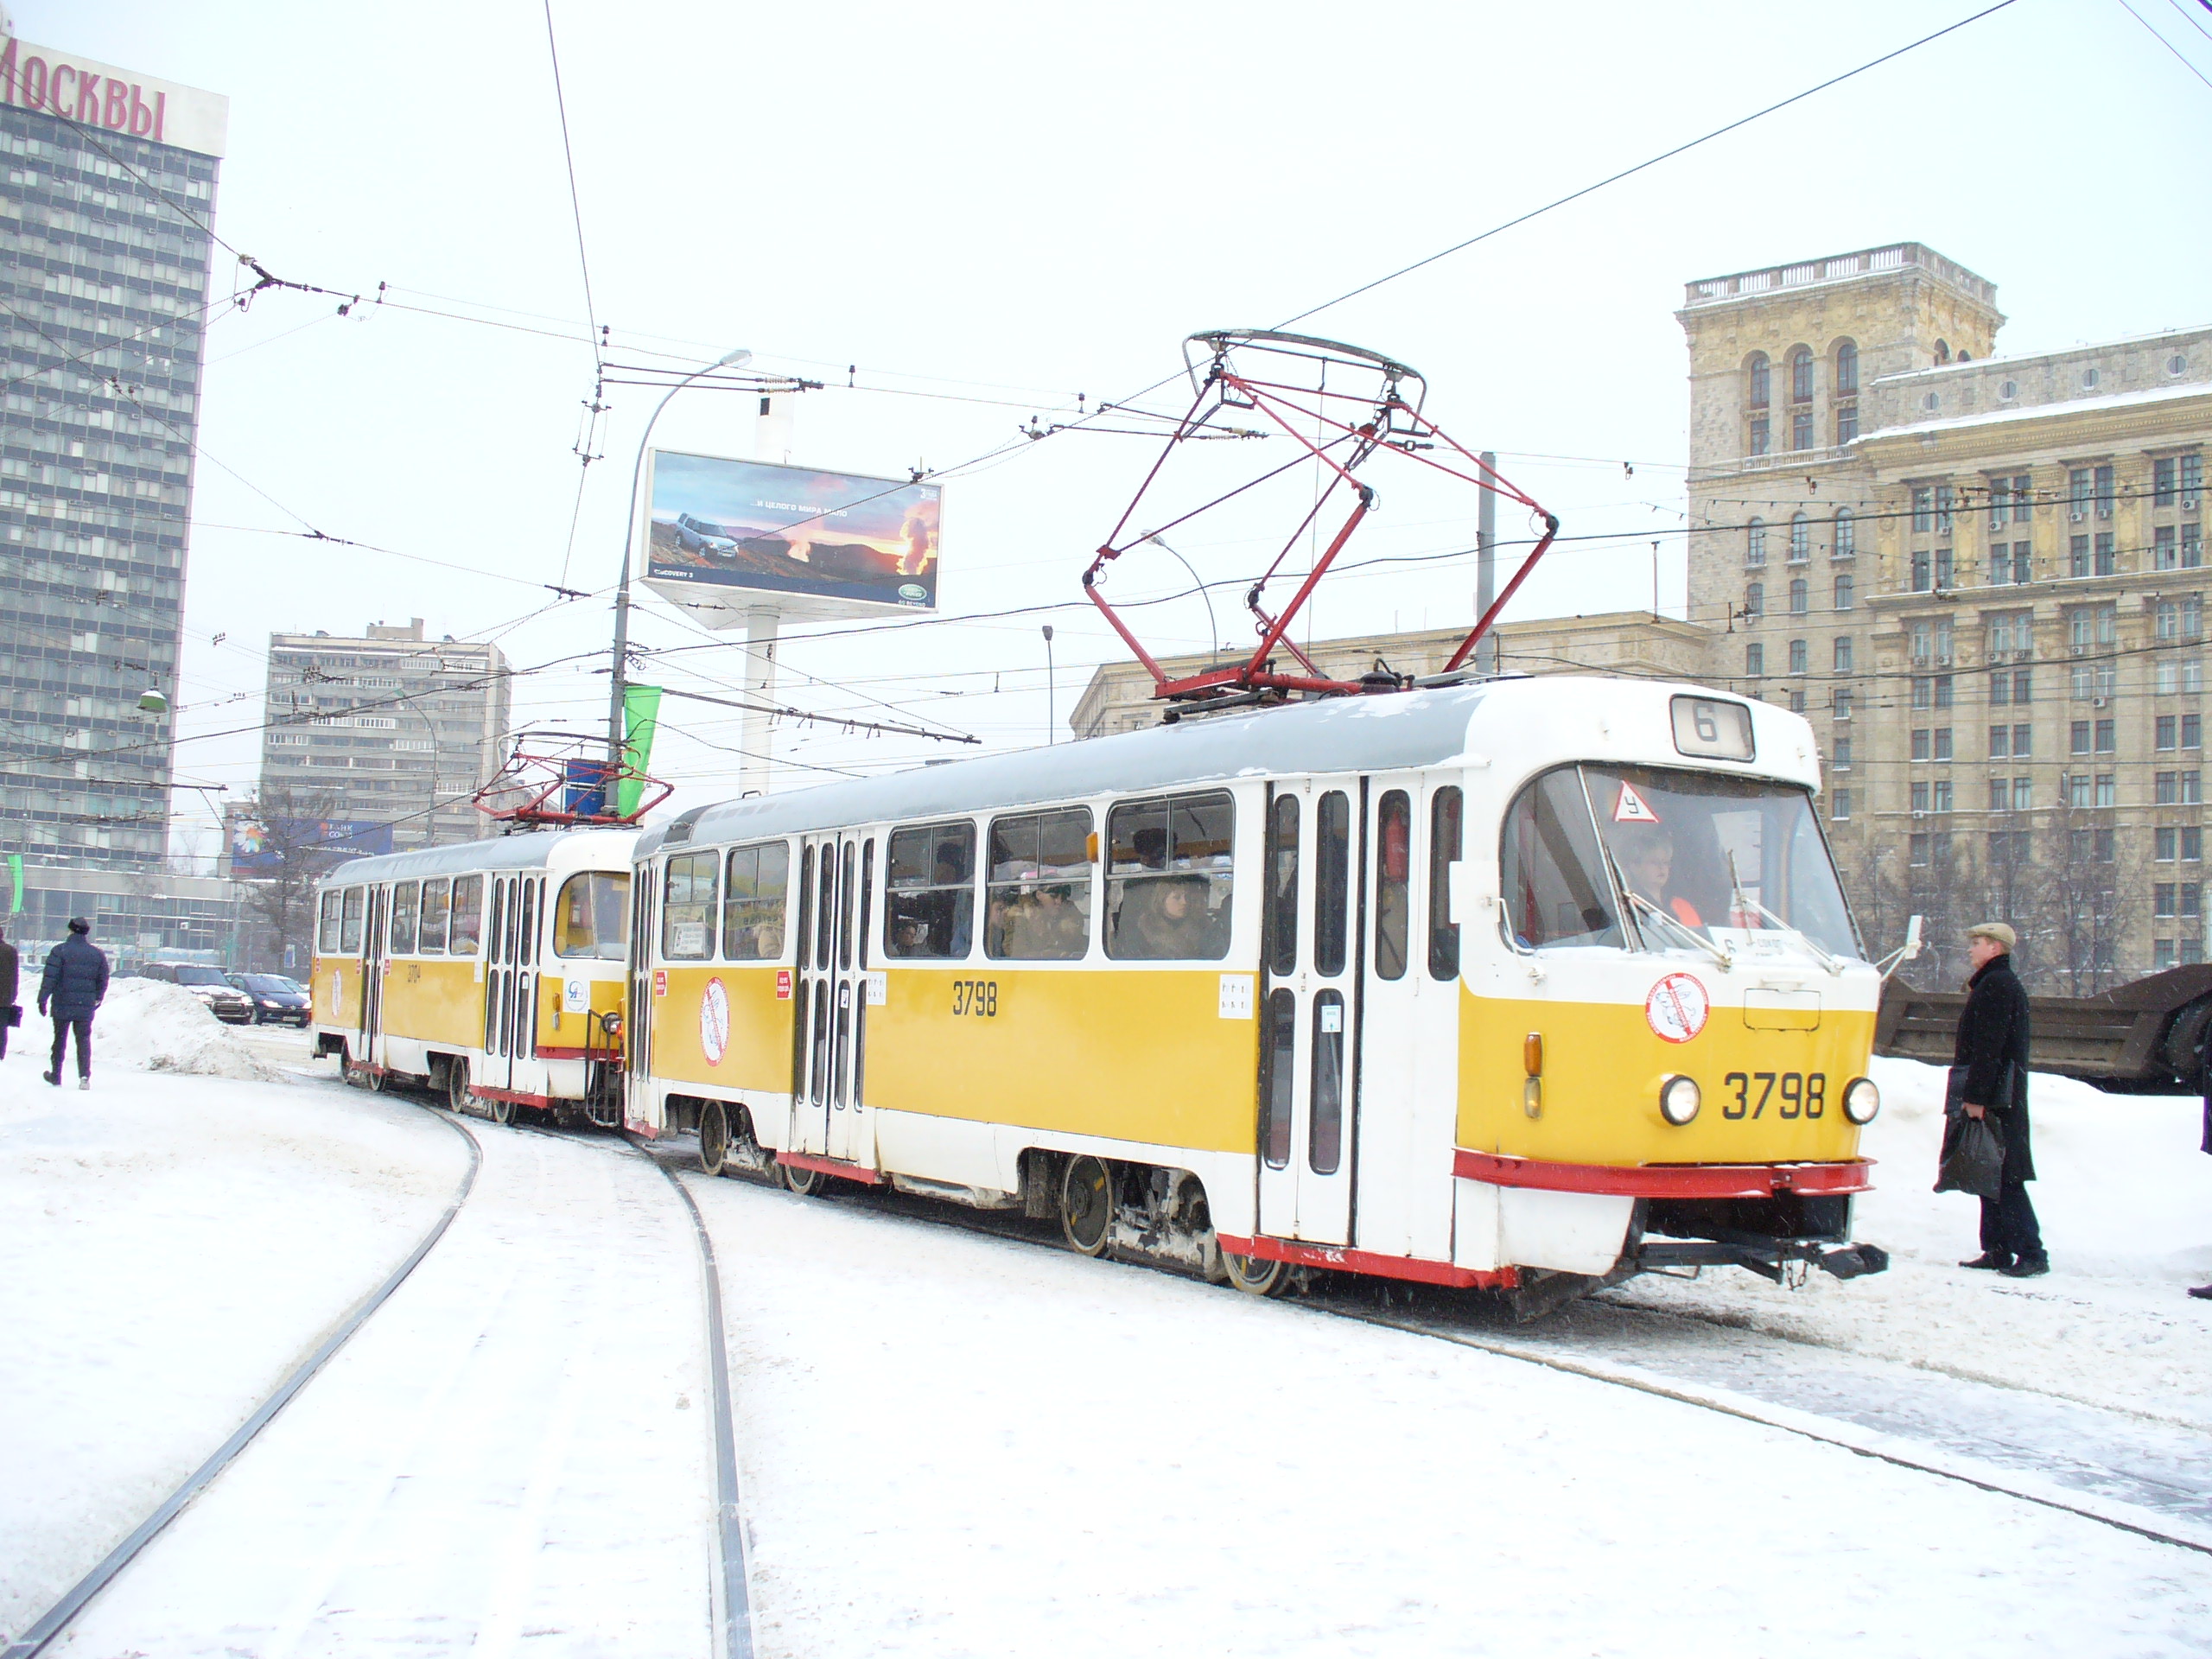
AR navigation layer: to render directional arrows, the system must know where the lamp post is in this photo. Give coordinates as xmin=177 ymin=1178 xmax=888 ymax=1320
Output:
xmin=607 ymin=347 xmax=753 ymax=778
xmin=1042 ymin=625 xmax=1056 ymax=745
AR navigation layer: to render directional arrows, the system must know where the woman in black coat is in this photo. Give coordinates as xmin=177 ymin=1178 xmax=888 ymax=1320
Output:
xmin=1953 ymin=922 xmax=2044 ymax=1277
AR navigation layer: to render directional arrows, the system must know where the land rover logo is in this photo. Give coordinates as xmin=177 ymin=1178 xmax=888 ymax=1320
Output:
xmin=898 ymin=583 xmax=927 ymax=603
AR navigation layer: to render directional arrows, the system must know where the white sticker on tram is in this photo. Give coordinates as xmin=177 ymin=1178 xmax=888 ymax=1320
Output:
xmin=1613 ymin=781 xmax=1662 ymax=823
xmin=563 ymin=977 xmax=588 ymax=1013
xmin=865 ymin=971 xmax=888 ymax=1006
xmin=1218 ymin=974 xmax=1255 ymax=1020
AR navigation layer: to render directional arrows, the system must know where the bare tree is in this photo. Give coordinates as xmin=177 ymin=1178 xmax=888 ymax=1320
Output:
xmin=232 ymin=783 xmax=359 ymax=972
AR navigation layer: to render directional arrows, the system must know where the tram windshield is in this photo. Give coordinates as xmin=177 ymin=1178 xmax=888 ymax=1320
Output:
xmin=555 ymin=871 xmax=631 ymax=960
xmin=1502 ymin=763 xmax=1859 ymax=961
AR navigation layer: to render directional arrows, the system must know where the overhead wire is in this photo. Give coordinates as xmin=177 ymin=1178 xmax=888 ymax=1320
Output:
xmin=2114 ymin=0 xmax=2212 ymax=87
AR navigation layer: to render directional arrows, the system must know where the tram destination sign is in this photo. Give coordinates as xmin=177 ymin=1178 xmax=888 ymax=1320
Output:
xmin=644 ymin=450 xmax=942 ymax=622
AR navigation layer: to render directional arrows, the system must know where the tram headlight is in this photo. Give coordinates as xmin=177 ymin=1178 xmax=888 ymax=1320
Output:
xmin=1842 ymin=1077 xmax=1881 ymax=1124
xmin=1658 ymin=1074 xmax=1701 ymax=1126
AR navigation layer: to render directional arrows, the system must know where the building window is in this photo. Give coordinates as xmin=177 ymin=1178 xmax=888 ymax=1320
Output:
xmin=2071 ymin=719 xmax=2092 ymax=756
xmin=1747 ymin=353 xmax=1770 ymax=410
xmin=2157 ymin=457 xmax=2178 ymax=509
xmin=2095 ymin=718 xmax=2116 ymax=753
xmin=2186 ymin=525 xmax=2204 ymax=569
xmin=1990 ymin=725 xmax=2010 ymax=760
xmin=1790 ymin=346 xmax=1814 ymax=404
xmin=2070 ymin=534 xmax=2089 ymax=578
xmin=1789 ymin=688 xmax=1806 ymax=714
xmin=2096 ymin=464 xmax=2115 ymax=518
xmin=2012 ymin=775 xmax=2034 ymax=810
xmin=1751 ymin=416 xmax=1770 ymax=456
xmin=1933 ymin=728 xmax=1954 ymax=761
xmin=2156 ymin=658 xmax=2205 ymax=694
xmin=2157 ymin=884 xmax=2177 ymax=919
xmin=2157 ymin=770 xmax=2203 ymax=804
xmin=1999 ymin=541 xmax=2031 ymax=584
xmin=1832 ymin=788 xmax=1852 ymax=819
xmin=1910 ymin=779 xmax=1929 ymax=810
xmin=1936 ymin=485 xmax=1955 ymax=538
xmin=1910 ymin=833 xmax=1930 ymax=866
xmin=1789 ymin=513 xmax=1811 ymax=563
xmin=1991 ymin=667 xmax=2032 ymax=705
xmin=1792 ymin=410 xmax=1814 ymax=450
xmin=2189 ymin=826 xmax=2204 ymax=861
xmin=1909 ymin=618 xmax=1955 ymax=666
xmin=1834 ymin=687 xmax=1854 ymax=720
xmin=2069 ymin=467 xmax=2092 ymax=522
xmin=1834 ymin=508 xmax=1856 ymax=558
xmin=2158 ymin=827 xmax=2179 ymax=861
xmin=1788 ymin=638 xmax=1808 ymax=674
xmin=1913 ymin=486 xmax=1935 ymax=535
xmin=1745 ymin=582 xmax=1764 ymax=618
xmin=2158 ymin=715 xmax=2178 ymax=750
xmin=2156 ymin=594 xmax=2204 ymax=641
xmin=1833 ymin=736 xmax=1853 ymax=769
xmin=1745 ymin=642 xmax=1764 ymax=677
xmin=1988 ymin=777 xmax=2010 ymax=811
xmin=1932 ymin=779 xmax=1955 ymax=812
xmin=2067 ymin=773 xmax=2092 ymax=808
xmin=2098 ymin=773 xmax=2119 ymax=807
xmin=1986 ymin=609 xmax=2033 ymax=659
xmin=2156 ymin=938 xmax=2177 ymax=970
xmin=1912 ymin=550 xmax=1932 ymax=593
xmin=1912 ymin=728 xmax=1932 ymax=761
xmin=1834 ymin=341 xmax=1859 ymax=443
xmin=1935 ymin=546 xmax=1955 ymax=588
xmin=2095 ymin=531 xmax=2116 ymax=575
xmin=1834 ymin=635 xmax=1854 ymax=673
xmin=2183 ymin=454 xmax=2204 ymax=511
xmin=2069 ymin=603 xmax=2118 ymax=652
xmin=1834 ymin=575 xmax=1854 ymax=612
xmin=2072 ymin=662 xmax=2119 ymax=699
xmin=1745 ymin=518 xmax=1767 ymax=566
xmin=2158 ymin=526 xmax=2178 ymax=570
xmin=1789 ymin=579 xmax=1809 ymax=615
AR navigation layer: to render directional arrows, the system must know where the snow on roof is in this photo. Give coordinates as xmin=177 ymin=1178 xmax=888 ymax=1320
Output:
xmin=1859 ymin=379 xmax=2212 ymax=444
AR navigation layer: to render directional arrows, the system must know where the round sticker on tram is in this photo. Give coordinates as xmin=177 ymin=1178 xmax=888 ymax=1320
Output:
xmin=700 ymin=976 xmax=730 ymax=1066
xmin=1645 ymin=972 xmax=1710 ymax=1044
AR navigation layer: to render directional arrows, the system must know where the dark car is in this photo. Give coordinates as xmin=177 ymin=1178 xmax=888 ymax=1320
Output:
xmin=138 ymin=962 xmax=257 ymax=1024
xmin=225 ymin=972 xmax=312 ymax=1027
xmin=674 ymin=512 xmax=739 ymax=562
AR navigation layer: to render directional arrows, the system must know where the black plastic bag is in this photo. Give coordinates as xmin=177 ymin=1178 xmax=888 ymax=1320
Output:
xmin=1936 ymin=1107 xmax=2006 ymax=1200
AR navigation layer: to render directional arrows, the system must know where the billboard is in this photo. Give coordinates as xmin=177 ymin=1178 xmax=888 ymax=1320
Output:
xmin=644 ymin=451 xmax=941 ymax=620
xmin=226 ymin=810 xmax=393 ymax=877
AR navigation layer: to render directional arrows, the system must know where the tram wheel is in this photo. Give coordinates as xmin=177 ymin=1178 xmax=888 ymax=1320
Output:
xmin=700 ymin=1101 xmax=729 ymax=1177
xmin=1223 ymin=1249 xmax=1287 ymax=1297
xmin=487 ymin=1090 xmax=513 ymax=1127
xmin=781 ymin=1158 xmax=823 ymax=1198
xmin=361 ymin=1061 xmax=385 ymax=1095
xmin=445 ymin=1058 xmax=469 ymax=1115
xmin=1059 ymin=1155 xmax=1114 ymax=1257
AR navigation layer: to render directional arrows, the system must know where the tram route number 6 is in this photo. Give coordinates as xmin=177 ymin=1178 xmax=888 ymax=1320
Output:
xmin=951 ymin=979 xmax=999 ymax=1018
xmin=1720 ymin=1071 xmax=1826 ymax=1119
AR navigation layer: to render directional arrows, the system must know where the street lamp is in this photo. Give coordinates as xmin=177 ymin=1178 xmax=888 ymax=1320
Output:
xmin=1041 ymin=625 xmax=1055 ymax=745
xmin=607 ymin=346 xmax=753 ymax=774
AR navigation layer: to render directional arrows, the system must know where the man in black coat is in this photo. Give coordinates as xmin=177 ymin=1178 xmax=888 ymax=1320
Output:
xmin=0 ymin=924 xmax=17 ymax=1060
xmin=1954 ymin=921 xmax=2044 ymax=1277
xmin=38 ymin=917 xmax=110 ymax=1090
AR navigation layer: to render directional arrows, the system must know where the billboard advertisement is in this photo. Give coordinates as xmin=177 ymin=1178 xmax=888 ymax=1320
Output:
xmin=226 ymin=810 xmax=393 ymax=877
xmin=645 ymin=451 xmax=941 ymax=618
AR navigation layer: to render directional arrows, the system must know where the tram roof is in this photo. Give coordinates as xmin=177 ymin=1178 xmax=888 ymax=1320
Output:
xmin=639 ymin=675 xmax=1804 ymax=857
xmin=315 ymin=826 xmax=637 ymax=889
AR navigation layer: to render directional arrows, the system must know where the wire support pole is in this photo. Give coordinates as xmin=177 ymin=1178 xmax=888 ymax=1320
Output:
xmin=609 ymin=349 xmax=752 ymax=771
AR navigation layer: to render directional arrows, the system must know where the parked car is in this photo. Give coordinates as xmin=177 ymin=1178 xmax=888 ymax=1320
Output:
xmin=674 ymin=512 xmax=739 ymax=561
xmin=224 ymin=972 xmax=312 ymax=1027
xmin=136 ymin=962 xmax=256 ymax=1024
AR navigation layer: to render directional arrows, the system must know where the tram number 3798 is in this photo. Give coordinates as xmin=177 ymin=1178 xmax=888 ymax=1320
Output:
xmin=1719 ymin=1071 xmax=1826 ymax=1120
xmin=950 ymin=979 xmax=1000 ymax=1018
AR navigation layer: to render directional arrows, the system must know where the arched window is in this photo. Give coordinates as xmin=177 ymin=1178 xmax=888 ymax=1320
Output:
xmin=1833 ymin=508 xmax=1855 ymax=557
xmin=1789 ymin=347 xmax=1814 ymax=404
xmin=1789 ymin=578 xmax=1809 ymax=614
xmin=1789 ymin=512 xmax=1810 ymax=562
xmin=1746 ymin=517 xmax=1767 ymax=565
xmin=1834 ymin=340 xmax=1859 ymax=396
xmin=1934 ymin=340 xmax=1951 ymax=365
xmin=1745 ymin=582 xmax=1765 ymax=618
xmin=1746 ymin=353 xmax=1770 ymax=409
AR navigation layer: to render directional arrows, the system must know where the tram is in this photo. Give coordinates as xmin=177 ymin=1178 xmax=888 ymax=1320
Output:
xmin=626 ymin=674 xmax=1891 ymax=1297
xmin=310 ymin=827 xmax=634 ymax=1124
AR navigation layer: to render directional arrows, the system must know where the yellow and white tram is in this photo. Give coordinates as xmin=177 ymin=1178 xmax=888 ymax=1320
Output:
xmin=628 ymin=675 xmax=1890 ymax=1296
xmin=311 ymin=828 xmax=634 ymax=1124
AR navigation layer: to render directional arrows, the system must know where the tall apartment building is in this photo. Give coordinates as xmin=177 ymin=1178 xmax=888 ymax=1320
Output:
xmin=0 ymin=33 xmax=226 ymax=871
xmin=257 ymin=620 xmax=512 ymax=855
xmin=1680 ymin=244 xmax=2212 ymax=988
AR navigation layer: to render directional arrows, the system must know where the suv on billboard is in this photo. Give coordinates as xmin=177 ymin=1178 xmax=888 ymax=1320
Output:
xmin=675 ymin=513 xmax=739 ymax=562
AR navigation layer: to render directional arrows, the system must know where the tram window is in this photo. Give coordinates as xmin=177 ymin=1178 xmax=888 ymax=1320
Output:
xmin=389 ymin=881 xmax=420 ymax=956
xmin=1105 ymin=790 xmax=1234 ymax=960
xmin=418 ymin=878 xmax=450 ymax=955
xmin=661 ymin=852 xmax=718 ymax=960
xmin=722 ymin=842 xmax=791 ymax=961
xmin=1583 ymin=763 xmax=1860 ymax=960
xmin=1502 ymin=767 xmax=1621 ymax=950
xmin=556 ymin=872 xmax=631 ymax=960
xmin=985 ymin=806 xmax=1093 ymax=961
xmin=1311 ymin=988 xmax=1345 ymax=1175
xmin=794 ymin=846 xmax=816 ymax=970
xmin=815 ymin=849 xmax=836 ymax=966
xmin=1265 ymin=794 xmax=1299 ymax=977
xmin=1374 ymin=791 xmax=1411 ymax=980
xmin=1314 ymin=791 xmax=1351 ymax=977
xmin=317 ymin=889 xmax=342 ymax=955
xmin=1428 ymin=786 xmax=1464 ymax=981
xmin=340 ymin=887 xmax=364 ymax=954
xmin=449 ymin=874 xmax=484 ymax=956
xmin=838 ymin=842 xmax=858 ymax=971
xmin=1261 ymin=988 xmax=1295 ymax=1169
xmin=886 ymin=821 xmax=976 ymax=959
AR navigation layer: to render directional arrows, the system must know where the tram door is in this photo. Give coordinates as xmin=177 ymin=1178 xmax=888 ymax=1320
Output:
xmin=1256 ymin=782 xmax=1357 ymax=1245
xmin=792 ymin=834 xmax=877 ymax=1164
xmin=360 ymin=886 xmax=389 ymax=1071
xmin=482 ymin=874 xmax=543 ymax=1093
xmin=628 ymin=868 xmax=658 ymax=1104
xmin=1354 ymin=771 xmax=1462 ymax=1261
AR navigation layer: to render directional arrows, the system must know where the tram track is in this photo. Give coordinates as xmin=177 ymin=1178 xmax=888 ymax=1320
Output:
xmin=2 ymin=1100 xmax=482 ymax=1659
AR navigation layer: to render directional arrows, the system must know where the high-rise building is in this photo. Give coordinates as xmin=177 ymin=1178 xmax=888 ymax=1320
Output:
xmin=255 ymin=620 xmax=512 ymax=855
xmin=1680 ymin=243 xmax=2212 ymax=988
xmin=0 ymin=31 xmax=226 ymax=872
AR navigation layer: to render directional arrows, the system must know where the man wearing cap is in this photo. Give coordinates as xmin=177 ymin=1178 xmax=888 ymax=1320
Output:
xmin=1953 ymin=921 xmax=2045 ymax=1277
xmin=38 ymin=917 xmax=109 ymax=1091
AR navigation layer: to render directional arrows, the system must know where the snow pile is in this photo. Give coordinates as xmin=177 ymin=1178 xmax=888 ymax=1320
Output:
xmin=90 ymin=979 xmax=283 ymax=1083
xmin=1616 ymin=1056 xmax=2212 ymax=1426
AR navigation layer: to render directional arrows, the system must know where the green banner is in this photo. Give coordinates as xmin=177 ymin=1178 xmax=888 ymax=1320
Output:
xmin=7 ymin=853 xmax=20 ymax=915
xmin=619 ymin=684 xmax=663 ymax=818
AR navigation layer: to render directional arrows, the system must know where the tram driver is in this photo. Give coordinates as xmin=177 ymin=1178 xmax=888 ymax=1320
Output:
xmin=1610 ymin=827 xmax=1706 ymax=929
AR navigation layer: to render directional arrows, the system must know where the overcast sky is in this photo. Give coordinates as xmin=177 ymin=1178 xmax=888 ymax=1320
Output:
xmin=27 ymin=1 xmax=2212 ymax=859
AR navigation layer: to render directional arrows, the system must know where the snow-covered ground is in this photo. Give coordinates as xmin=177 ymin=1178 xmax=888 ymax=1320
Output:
xmin=6 ymin=996 xmax=2210 ymax=1656
xmin=1614 ymin=1056 xmax=2212 ymax=1428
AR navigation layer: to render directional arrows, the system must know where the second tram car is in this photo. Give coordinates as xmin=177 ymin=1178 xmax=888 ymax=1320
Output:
xmin=627 ymin=676 xmax=1890 ymax=1296
xmin=312 ymin=828 xmax=634 ymax=1124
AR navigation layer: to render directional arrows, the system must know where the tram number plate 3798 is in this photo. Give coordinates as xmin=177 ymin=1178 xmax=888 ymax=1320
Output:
xmin=950 ymin=979 xmax=999 ymax=1018
xmin=1719 ymin=1071 xmax=1826 ymax=1119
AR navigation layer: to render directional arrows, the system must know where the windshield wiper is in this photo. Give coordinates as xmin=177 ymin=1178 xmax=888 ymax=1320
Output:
xmin=1724 ymin=852 xmax=1847 ymax=976
xmin=1597 ymin=839 xmax=1733 ymax=969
